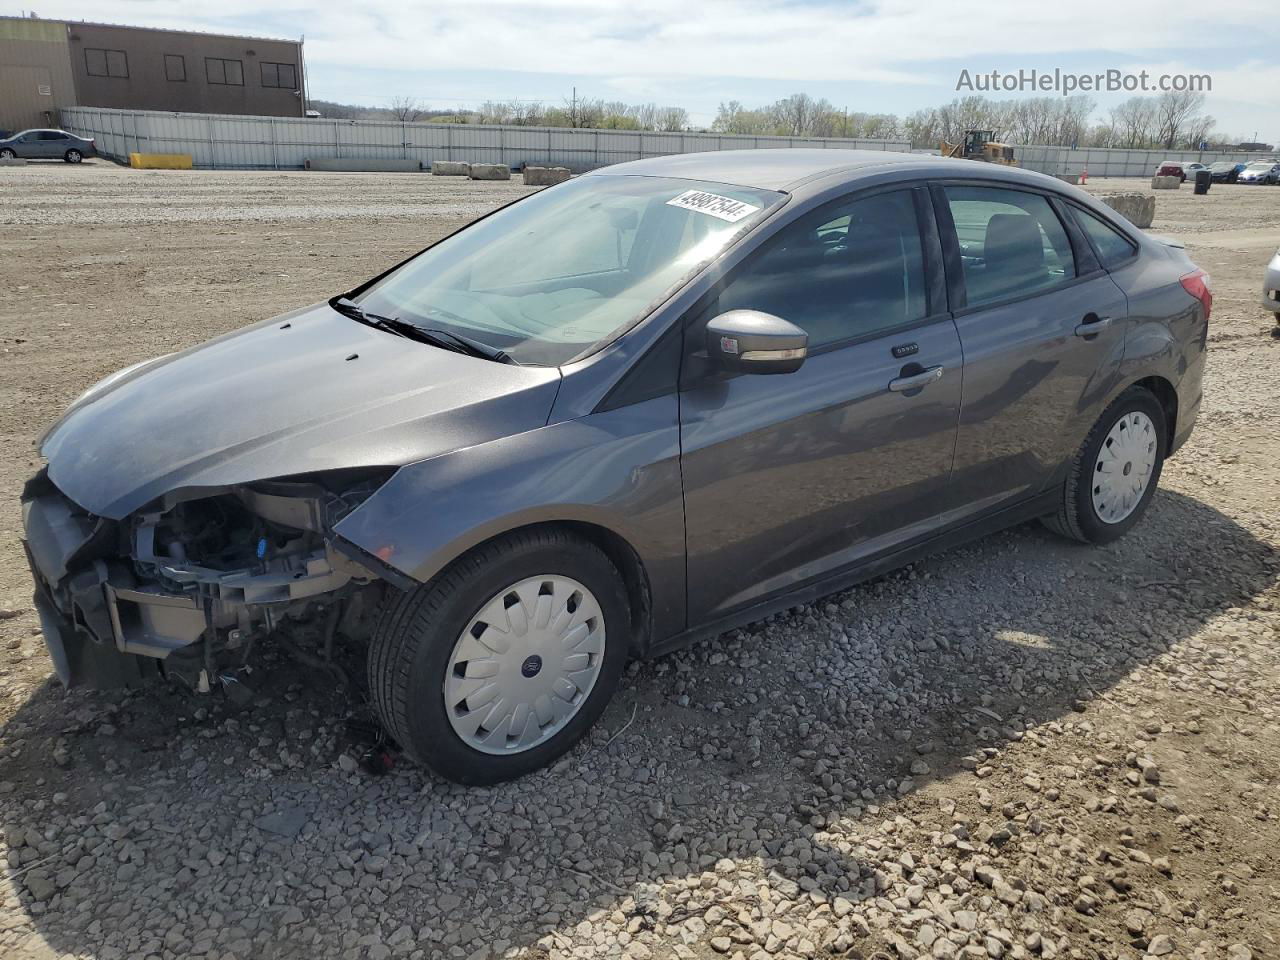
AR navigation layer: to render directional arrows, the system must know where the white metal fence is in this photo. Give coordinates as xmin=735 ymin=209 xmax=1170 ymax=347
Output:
xmin=61 ymin=106 xmax=1274 ymax=177
xmin=60 ymin=106 xmax=910 ymax=171
xmin=1016 ymin=144 xmax=1271 ymax=178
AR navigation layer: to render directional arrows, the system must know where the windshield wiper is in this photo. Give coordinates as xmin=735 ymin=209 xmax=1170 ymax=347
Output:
xmin=331 ymin=297 xmax=515 ymax=364
xmin=416 ymin=327 xmax=514 ymax=365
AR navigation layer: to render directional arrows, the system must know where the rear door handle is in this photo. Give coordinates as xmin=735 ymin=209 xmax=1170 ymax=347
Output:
xmin=888 ymin=365 xmax=944 ymax=392
xmin=1074 ymin=314 xmax=1114 ymax=338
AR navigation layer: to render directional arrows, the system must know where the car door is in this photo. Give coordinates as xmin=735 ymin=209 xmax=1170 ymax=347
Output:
xmin=934 ymin=182 xmax=1127 ymax=523
xmin=679 ymin=186 xmax=963 ymax=624
xmin=44 ymin=131 xmax=70 ymax=158
xmin=31 ymin=131 xmax=60 ymax=158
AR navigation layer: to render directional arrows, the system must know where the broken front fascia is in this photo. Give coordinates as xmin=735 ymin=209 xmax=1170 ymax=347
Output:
xmin=22 ymin=471 xmax=385 ymax=686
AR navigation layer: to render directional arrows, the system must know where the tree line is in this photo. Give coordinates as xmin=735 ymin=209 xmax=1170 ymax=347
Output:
xmin=309 ymin=90 xmax=1260 ymax=151
xmin=310 ymin=95 xmax=689 ymax=132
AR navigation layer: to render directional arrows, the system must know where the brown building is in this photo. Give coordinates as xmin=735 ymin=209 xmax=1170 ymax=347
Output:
xmin=0 ymin=15 xmax=306 ymax=133
xmin=0 ymin=17 xmax=77 ymax=131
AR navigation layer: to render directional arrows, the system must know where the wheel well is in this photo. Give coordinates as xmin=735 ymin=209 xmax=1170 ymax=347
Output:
xmin=461 ymin=520 xmax=653 ymax=657
xmin=1132 ymin=375 xmax=1178 ymax=449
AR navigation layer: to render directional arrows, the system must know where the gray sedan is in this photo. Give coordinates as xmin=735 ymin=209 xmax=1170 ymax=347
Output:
xmin=0 ymin=128 xmax=96 ymax=163
xmin=21 ymin=150 xmax=1210 ymax=784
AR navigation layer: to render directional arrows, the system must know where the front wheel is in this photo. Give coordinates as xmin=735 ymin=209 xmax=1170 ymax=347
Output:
xmin=0 ymin=149 xmax=15 ymax=160
xmin=64 ymin=149 xmax=82 ymax=163
xmin=368 ymin=528 xmax=630 ymax=784
xmin=1042 ymin=386 xmax=1167 ymax=544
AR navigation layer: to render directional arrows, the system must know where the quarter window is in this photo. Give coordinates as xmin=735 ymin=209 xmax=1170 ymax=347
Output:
xmin=205 ymin=57 xmax=244 ymax=86
xmin=260 ymin=62 xmax=297 ymax=89
xmin=943 ymin=186 xmax=1075 ymax=307
xmin=1072 ymin=207 xmax=1138 ymax=268
xmin=84 ymin=48 xmax=129 ymax=78
xmin=164 ymin=54 xmax=187 ymax=82
xmin=716 ymin=189 xmax=929 ymax=348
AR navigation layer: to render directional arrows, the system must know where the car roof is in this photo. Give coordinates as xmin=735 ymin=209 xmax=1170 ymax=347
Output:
xmin=585 ymin=148 xmax=1071 ymax=193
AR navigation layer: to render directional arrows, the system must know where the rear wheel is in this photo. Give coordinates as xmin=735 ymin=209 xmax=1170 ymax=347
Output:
xmin=64 ymin=149 xmax=82 ymax=164
xmin=0 ymin=149 xmax=15 ymax=160
xmin=1043 ymin=386 xmax=1167 ymax=544
xmin=368 ymin=528 xmax=629 ymax=784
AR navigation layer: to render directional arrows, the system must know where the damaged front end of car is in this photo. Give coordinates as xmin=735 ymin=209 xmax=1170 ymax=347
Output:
xmin=21 ymin=468 xmax=396 ymax=692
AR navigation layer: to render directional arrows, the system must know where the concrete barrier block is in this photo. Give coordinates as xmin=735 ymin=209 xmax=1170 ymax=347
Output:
xmin=1150 ymin=175 xmax=1181 ymax=190
xmin=468 ymin=163 xmax=512 ymax=181
xmin=1055 ymin=174 xmax=1081 ymax=185
xmin=0 ymin=157 xmax=27 ymax=166
xmin=304 ymin=158 xmax=423 ymax=172
xmin=1100 ymin=193 xmax=1156 ymax=229
xmin=431 ymin=161 xmax=471 ymax=176
xmin=523 ymin=166 xmax=571 ymax=186
xmin=129 ymin=153 xmax=193 ymax=170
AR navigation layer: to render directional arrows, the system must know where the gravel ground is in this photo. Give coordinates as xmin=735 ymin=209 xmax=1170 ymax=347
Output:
xmin=0 ymin=163 xmax=1277 ymax=960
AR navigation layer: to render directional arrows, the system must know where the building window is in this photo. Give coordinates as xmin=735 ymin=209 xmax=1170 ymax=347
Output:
xmin=260 ymin=62 xmax=297 ymax=89
xmin=205 ymin=57 xmax=244 ymax=86
xmin=164 ymin=54 xmax=186 ymax=82
xmin=85 ymin=48 xmax=129 ymax=78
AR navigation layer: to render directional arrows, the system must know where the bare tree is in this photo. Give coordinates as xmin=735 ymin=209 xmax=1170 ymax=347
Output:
xmin=655 ymin=107 xmax=689 ymax=132
xmin=389 ymin=96 xmax=423 ymax=122
xmin=1155 ymin=90 xmax=1208 ymax=150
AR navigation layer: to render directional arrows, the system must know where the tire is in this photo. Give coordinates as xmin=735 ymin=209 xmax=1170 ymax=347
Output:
xmin=368 ymin=528 xmax=630 ymax=784
xmin=0 ymin=149 xmax=15 ymax=160
xmin=64 ymin=149 xmax=82 ymax=164
xmin=1042 ymin=386 xmax=1167 ymax=545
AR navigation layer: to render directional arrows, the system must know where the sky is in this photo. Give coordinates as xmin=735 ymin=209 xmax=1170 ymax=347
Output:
xmin=15 ymin=1 xmax=1280 ymax=144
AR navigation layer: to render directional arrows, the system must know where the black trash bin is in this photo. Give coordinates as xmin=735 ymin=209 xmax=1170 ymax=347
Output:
xmin=1194 ymin=169 xmax=1211 ymax=194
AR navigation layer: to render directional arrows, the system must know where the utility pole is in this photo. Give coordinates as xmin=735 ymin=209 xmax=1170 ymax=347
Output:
xmin=572 ymin=86 xmax=578 ymax=128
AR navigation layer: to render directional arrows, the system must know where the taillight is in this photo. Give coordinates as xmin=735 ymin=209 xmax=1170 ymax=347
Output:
xmin=1180 ymin=269 xmax=1212 ymax=321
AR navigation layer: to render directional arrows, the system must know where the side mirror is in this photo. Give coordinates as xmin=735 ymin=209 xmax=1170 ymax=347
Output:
xmin=706 ymin=309 xmax=807 ymax=375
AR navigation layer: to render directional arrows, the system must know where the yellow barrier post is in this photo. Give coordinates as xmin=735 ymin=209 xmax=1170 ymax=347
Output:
xmin=128 ymin=153 xmax=193 ymax=170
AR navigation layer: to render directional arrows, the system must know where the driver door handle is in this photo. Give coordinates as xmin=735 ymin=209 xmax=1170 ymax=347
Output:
xmin=1074 ymin=314 xmax=1114 ymax=338
xmin=888 ymin=365 xmax=944 ymax=392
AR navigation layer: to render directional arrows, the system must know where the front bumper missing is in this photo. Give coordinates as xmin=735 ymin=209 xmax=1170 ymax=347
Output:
xmin=21 ymin=482 xmax=371 ymax=688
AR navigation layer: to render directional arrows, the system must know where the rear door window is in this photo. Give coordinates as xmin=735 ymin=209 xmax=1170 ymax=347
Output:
xmin=943 ymin=185 xmax=1075 ymax=308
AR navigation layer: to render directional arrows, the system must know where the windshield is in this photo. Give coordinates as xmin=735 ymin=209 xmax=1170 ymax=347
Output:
xmin=1246 ymin=162 xmax=1273 ymax=170
xmin=351 ymin=175 xmax=783 ymax=365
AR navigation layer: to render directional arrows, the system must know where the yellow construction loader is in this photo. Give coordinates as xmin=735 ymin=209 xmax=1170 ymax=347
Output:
xmin=940 ymin=130 xmax=1017 ymax=165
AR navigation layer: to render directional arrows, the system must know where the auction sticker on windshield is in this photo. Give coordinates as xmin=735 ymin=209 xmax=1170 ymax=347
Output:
xmin=666 ymin=189 xmax=761 ymax=223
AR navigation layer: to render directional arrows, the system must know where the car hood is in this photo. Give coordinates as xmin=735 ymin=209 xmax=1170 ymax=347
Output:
xmin=41 ymin=302 xmax=562 ymax=518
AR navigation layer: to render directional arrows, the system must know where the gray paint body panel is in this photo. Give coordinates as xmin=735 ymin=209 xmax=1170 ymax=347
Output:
xmin=334 ymin=395 xmax=688 ymax=642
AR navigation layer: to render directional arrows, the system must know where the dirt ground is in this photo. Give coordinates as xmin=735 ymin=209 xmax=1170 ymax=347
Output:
xmin=0 ymin=162 xmax=1276 ymax=960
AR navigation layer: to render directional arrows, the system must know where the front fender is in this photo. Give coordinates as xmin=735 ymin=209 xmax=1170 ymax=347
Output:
xmin=333 ymin=394 xmax=687 ymax=643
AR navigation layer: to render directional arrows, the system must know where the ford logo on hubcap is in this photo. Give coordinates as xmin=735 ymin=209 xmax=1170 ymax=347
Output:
xmin=520 ymin=655 xmax=542 ymax=678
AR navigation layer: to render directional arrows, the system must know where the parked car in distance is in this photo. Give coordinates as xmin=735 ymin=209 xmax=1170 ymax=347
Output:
xmin=1238 ymin=161 xmax=1280 ymax=184
xmin=1264 ymin=247 xmax=1280 ymax=327
xmin=0 ymin=128 xmax=96 ymax=163
xmin=21 ymin=150 xmax=1212 ymax=784
xmin=1183 ymin=162 xmax=1207 ymax=179
xmin=1208 ymin=161 xmax=1246 ymax=183
xmin=1156 ymin=161 xmax=1187 ymax=181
